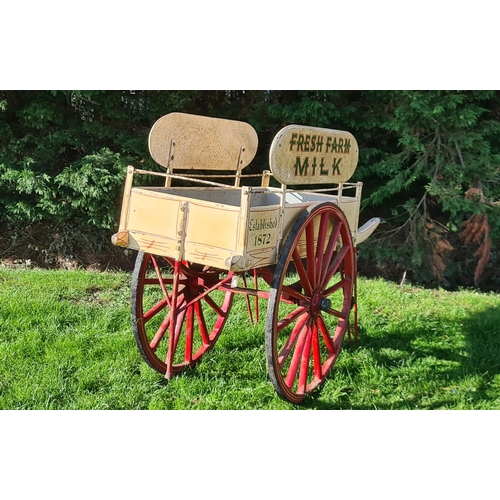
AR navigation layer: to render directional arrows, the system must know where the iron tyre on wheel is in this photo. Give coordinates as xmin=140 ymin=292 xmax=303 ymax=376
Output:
xmin=131 ymin=251 xmax=234 ymax=378
xmin=265 ymin=202 xmax=356 ymax=404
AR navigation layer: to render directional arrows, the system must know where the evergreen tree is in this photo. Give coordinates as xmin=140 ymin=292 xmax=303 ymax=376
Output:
xmin=1 ymin=90 xmax=499 ymax=288
xmin=356 ymin=90 xmax=500 ymax=288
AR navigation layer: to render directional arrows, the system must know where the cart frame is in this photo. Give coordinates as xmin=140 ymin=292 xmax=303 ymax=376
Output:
xmin=112 ymin=112 xmax=380 ymax=403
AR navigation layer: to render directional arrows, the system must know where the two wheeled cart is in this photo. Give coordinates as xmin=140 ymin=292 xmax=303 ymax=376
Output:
xmin=112 ymin=112 xmax=380 ymax=403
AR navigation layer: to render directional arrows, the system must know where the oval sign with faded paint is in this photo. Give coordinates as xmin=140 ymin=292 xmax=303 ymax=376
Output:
xmin=149 ymin=112 xmax=258 ymax=171
xmin=269 ymin=124 xmax=359 ymax=185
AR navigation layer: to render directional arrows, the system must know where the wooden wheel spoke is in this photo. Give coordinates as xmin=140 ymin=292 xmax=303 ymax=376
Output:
xmin=323 ymin=306 xmax=347 ymax=319
xmin=315 ymin=212 xmax=330 ymax=281
xmin=194 ymin=300 xmax=210 ymax=345
xmin=292 ymin=248 xmax=313 ymax=295
xmin=149 ymin=310 xmax=171 ymax=350
xmin=324 ymin=277 xmax=351 ymax=297
xmin=204 ymin=294 xmax=225 ymax=318
xmin=321 ymin=220 xmax=342 ymax=271
xmin=276 ymin=306 xmax=307 ymax=333
xmin=280 ymin=283 xmax=308 ymax=304
xmin=185 ymin=304 xmax=194 ymax=363
xmin=284 ymin=318 xmax=310 ymax=389
xmin=334 ymin=319 xmax=348 ymax=349
xmin=321 ymin=244 xmax=351 ymax=288
xmin=150 ymin=255 xmax=173 ymax=307
xmin=143 ymin=296 xmax=170 ymax=323
xmin=278 ymin=311 xmax=308 ymax=364
xmin=297 ymin=322 xmax=314 ymax=395
xmin=170 ymin=305 xmax=187 ymax=359
xmin=305 ymin=221 xmax=316 ymax=288
xmin=311 ymin=323 xmax=322 ymax=380
xmin=318 ymin=315 xmax=336 ymax=354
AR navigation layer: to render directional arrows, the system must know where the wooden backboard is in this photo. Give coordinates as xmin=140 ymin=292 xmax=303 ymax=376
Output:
xmin=149 ymin=112 xmax=258 ymax=171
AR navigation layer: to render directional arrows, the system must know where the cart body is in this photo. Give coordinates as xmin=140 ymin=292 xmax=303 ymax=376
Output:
xmin=113 ymin=113 xmax=372 ymax=271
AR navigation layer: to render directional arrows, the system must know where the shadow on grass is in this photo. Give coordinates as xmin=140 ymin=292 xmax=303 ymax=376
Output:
xmin=306 ymin=305 xmax=500 ymax=410
xmin=128 ymin=299 xmax=500 ymax=409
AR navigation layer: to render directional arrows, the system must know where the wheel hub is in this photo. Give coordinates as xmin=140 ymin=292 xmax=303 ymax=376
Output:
xmin=311 ymin=290 xmax=331 ymax=316
xmin=320 ymin=298 xmax=331 ymax=311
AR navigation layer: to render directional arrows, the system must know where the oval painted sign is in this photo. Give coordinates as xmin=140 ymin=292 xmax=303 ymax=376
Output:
xmin=149 ymin=113 xmax=259 ymax=171
xmin=269 ymin=124 xmax=359 ymax=185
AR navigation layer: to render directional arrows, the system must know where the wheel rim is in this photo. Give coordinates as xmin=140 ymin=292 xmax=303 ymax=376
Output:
xmin=131 ymin=252 xmax=234 ymax=378
xmin=265 ymin=203 xmax=355 ymax=403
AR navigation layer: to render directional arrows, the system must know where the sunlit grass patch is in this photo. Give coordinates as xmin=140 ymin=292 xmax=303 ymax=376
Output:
xmin=1 ymin=268 xmax=500 ymax=409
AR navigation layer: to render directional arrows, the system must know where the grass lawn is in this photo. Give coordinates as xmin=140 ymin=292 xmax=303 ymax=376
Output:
xmin=1 ymin=266 xmax=500 ymax=409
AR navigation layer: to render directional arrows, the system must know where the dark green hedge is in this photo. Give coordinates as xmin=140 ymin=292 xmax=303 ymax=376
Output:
xmin=1 ymin=90 xmax=499 ymax=289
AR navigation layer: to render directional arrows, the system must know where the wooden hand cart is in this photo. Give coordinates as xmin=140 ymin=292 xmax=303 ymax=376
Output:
xmin=112 ymin=112 xmax=380 ymax=403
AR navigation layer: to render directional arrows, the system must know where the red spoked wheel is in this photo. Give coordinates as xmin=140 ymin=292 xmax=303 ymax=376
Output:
xmin=131 ymin=252 xmax=234 ymax=378
xmin=265 ymin=203 xmax=356 ymax=403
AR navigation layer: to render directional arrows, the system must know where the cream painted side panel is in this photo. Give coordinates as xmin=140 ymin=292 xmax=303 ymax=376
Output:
xmin=183 ymin=201 xmax=240 ymax=268
xmin=126 ymin=189 xmax=180 ymax=241
xmin=113 ymin=180 xmax=363 ymax=270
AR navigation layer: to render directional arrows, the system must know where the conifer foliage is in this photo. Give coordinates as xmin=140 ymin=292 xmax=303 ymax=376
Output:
xmin=350 ymin=91 xmax=500 ymax=289
xmin=1 ymin=90 xmax=499 ymax=289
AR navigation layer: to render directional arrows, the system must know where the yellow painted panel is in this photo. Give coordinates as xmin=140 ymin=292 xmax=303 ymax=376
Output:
xmin=114 ymin=175 xmax=363 ymax=267
xmin=126 ymin=231 xmax=178 ymax=256
xmin=183 ymin=242 xmax=235 ymax=270
xmin=184 ymin=201 xmax=240 ymax=253
xmin=126 ymin=189 xmax=179 ymax=240
xmin=228 ymin=246 xmax=277 ymax=272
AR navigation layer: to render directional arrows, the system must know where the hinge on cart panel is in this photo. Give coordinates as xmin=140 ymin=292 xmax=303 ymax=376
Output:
xmin=175 ymin=201 xmax=188 ymax=259
xmin=234 ymin=145 xmax=245 ymax=187
xmin=165 ymin=139 xmax=175 ymax=187
xmin=167 ymin=138 xmax=176 ymax=168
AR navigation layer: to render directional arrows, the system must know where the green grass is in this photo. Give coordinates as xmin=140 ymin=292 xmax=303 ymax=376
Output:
xmin=1 ymin=267 xmax=500 ymax=409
